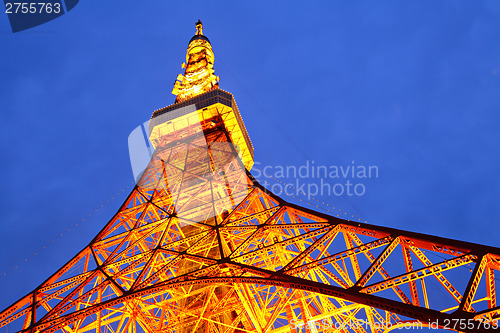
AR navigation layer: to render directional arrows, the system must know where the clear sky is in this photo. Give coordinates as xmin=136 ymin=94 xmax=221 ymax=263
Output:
xmin=0 ymin=0 xmax=499 ymax=324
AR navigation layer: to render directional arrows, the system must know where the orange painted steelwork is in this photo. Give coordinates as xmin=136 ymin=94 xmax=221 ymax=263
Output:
xmin=0 ymin=21 xmax=498 ymax=333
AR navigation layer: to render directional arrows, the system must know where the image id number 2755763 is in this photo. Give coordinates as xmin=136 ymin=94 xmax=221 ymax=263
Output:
xmin=5 ymin=2 xmax=61 ymax=14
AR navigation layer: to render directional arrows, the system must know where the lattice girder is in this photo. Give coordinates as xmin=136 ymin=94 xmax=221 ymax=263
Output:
xmin=2 ymin=21 xmax=499 ymax=332
xmin=1 ymin=133 xmax=499 ymax=332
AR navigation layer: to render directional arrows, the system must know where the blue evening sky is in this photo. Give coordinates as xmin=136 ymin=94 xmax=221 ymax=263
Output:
xmin=0 ymin=0 xmax=499 ymax=324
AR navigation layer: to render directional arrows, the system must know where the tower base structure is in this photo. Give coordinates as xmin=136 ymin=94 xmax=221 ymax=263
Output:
xmin=1 ymin=88 xmax=499 ymax=333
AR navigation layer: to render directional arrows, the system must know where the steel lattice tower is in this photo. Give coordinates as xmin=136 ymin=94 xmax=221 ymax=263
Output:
xmin=1 ymin=21 xmax=499 ymax=333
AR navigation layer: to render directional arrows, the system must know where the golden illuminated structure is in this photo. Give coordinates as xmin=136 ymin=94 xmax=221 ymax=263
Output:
xmin=172 ymin=20 xmax=219 ymax=103
xmin=1 ymin=21 xmax=499 ymax=333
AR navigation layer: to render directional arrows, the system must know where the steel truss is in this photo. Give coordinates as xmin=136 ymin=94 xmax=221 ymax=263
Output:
xmin=0 ymin=122 xmax=499 ymax=333
xmin=1 ymin=21 xmax=499 ymax=333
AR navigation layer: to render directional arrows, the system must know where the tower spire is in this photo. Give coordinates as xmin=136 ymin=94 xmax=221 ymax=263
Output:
xmin=172 ymin=20 xmax=219 ymax=103
xmin=195 ymin=19 xmax=203 ymax=35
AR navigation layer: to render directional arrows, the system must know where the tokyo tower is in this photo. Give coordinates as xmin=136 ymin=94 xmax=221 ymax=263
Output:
xmin=0 ymin=20 xmax=499 ymax=333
